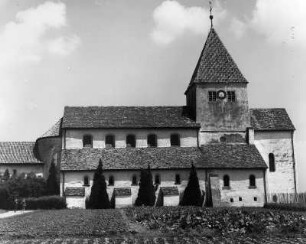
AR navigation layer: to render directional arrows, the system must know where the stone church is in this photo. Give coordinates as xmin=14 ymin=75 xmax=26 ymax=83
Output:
xmin=0 ymin=25 xmax=296 ymax=208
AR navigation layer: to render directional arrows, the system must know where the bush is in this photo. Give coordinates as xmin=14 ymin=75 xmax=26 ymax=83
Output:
xmin=87 ymin=159 xmax=110 ymax=209
xmin=181 ymin=164 xmax=202 ymax=206
xmin=26 ymin=195 xmax=66 ymax=210
xmin=46 ymin=160 xmax=59 ymax=195
xmin=0 ymin=187 xmax=10 ymax=209
xmin=264 ymin=203 xmax=306 ymax=212
xmin=135 ymin=165 xmax=155 ymax=206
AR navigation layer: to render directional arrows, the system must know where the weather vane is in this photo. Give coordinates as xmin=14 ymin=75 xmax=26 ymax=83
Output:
xmin=209 ymin=1 xmax=213 ymax=28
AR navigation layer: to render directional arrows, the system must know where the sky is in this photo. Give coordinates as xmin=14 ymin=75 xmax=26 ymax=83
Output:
xmin=0 ymin=0 xmax=305 ymax=191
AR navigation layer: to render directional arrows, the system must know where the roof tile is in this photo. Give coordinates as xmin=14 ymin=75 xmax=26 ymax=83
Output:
xmin=62 ymin=106 xmax=199 ymax=129
xmin=0 ymin=142 xmax=42 ymax=164
xmin=65 ymin=187 xmax=85 ymax=197
xmin=250 ymin=108 xmax=295 ymax=131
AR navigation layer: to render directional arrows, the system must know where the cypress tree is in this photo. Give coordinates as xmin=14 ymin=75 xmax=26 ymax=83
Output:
xmin=181 ymin=163 xmax=202 ymax=206
xmin=88 ymin=159 xmax=110 ymax=209
xmin=46 ymin=160 xmax=60 ymax=195
xmin=135 ymin=165 xmax=156 ymax=206
xmin=2 ymin=169 xmax=10 ymax=181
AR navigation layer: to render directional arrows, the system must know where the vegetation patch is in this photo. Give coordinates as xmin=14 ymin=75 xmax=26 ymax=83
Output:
xmin=125 ymin=206 xmax=306 ymax=237
xmin=0 ymin=209 xmax=128 ymax=239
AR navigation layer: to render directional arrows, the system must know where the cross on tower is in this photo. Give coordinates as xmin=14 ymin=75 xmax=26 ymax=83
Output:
xmin=209 ymin=1 xmax=213 ymax=28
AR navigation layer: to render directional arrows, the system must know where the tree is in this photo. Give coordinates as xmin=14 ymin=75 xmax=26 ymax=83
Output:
xmin=181 ymin=163 xmax=202 ymax=206
xmin=2 ymin=169 xmax=10 ymax=181
xmin=135 ymin=165 xmax=156 ymax=206
xmin=88 ymin=159 xmax=110 ymax=209
xmin=46 ymin=160 xmax=59 ymax=195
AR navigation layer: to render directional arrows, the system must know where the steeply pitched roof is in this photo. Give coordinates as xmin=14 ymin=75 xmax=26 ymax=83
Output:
xmin=61 ymin=147 xmax=203 ymax=171
xmin=250 ymin=108 xmax=295 ymax=131
xmin=198 ymin=144 xmax=267 ymax=169
xmin=0 ymin=142 xmax=42 ymax=164
xmin=60 ymin=145 xmax=266 ymax=171
xmin=62 ymin=106 xmax=199 ymax=129
xmin=65 ymin=187 xmax=85 ymax=197
xmin=160 ymin=187 xmax=179 ymax=196
xmin=40 ymin=118 xmax=62 ymax=138
xmin=186 ymin=28 xmax=248 ymax=93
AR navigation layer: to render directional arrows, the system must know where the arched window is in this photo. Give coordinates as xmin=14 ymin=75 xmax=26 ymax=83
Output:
xmin=155 ymin=174 xmax=160 ymax=185
xmin=249 ymin=175 xmax=256 ymax=188
xmin=132 ymin=175 xmax=137 ymax=185
xmin=108 ymin=175 xmax=114 ymax=186
xmin=83 ymin=135 xmax=93 ymax=148
xmin=84 ymin=175 xmax=89 ymax=186
xmin=223 ymin=175 xmax=230 ymax=188
xmin=170 ymin=134 xmax=180 ymax=147
xmin=269 ymin=153 xmax=276 ymax=172
xmin=175 ymin=174 xmax=181 ymax=185
xmin=147 ymin=134 xmax=157 ymax=147
xmin=126 ymin=134 xmax=136 ymax=148
xmin=105 ymin=135 xmax=115 ymax=148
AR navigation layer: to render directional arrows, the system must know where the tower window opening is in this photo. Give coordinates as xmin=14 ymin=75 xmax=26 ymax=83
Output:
xmin=208 ymin=91 xmax=217 ymax=101
xmin=227 ymin=91 xmax=236 ymax=102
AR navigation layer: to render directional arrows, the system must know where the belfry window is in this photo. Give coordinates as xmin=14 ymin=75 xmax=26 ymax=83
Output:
xmin=208 ymin=91 xmax=217 ymax=101
xmin=170 ymin=134 xmax=180 ymax=147
xmin=147 ymin=134 xmax=157 ymax=147
xmin=126 ymin=134 xmax=136 ymax=148
xmin=105 ymin=135 xmax=115 ymax=148
xmin=227 ymin=91 xmax=236 ymax=102
xmin=223 ymin=175 xmax=230 ymax=188
xmin=249 ymin=175 xmax=256 ymax=188
xmin=83 ymin=135 xmax=93 ymax=148
xmin=269 ymin=153 xmax=276 ymax=172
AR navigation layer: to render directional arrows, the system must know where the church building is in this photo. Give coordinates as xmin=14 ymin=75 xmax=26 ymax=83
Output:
xmin=0 ymin=21 xmax=297 ymax=208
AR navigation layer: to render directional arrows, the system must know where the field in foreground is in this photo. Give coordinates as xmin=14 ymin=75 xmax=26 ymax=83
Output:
xmin=0 ymin=207 xmax=306 ymax=243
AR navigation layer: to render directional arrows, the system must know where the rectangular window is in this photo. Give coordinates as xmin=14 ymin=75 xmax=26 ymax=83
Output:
xmin=208 ymin=91 xmax=217 ymax=101
xmin=227 ymin=91 xmax=236 ymax=102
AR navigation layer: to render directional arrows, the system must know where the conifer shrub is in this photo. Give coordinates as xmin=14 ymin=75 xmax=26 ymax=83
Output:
xmin=2 ymin=169 xmax=10 ymax=181
xmin=181 ymin=163 xmax=202 ymax=206
xmin=0 ymin=187 xmax=10 ymax=209
xmin=46 ymin=160 xmax=60 ymax=195
xmin=87 ymin=159 xmax=110 ymax=209
xmin=26 ymin=196 xmax=66 ymax=209
xmin=135 ymin=165 xmax=156 ymax=206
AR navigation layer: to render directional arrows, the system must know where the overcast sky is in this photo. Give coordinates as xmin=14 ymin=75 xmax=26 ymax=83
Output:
xmin=0 ymin=0 xmax=305 ymax=191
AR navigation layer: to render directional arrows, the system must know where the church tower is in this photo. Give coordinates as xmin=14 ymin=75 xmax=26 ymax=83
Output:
xmin=185 ymin=27 xmax=251 ymax=146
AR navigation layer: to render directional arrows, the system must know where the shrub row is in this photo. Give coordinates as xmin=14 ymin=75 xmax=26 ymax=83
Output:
xmin=264 ymin=203 xmax=306 ymax=212
xmin=25 ymin=196 xmax=66 ymax=210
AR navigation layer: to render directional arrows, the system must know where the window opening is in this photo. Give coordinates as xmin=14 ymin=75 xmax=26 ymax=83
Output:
xmin=170 ymin=134 xmax=180 ymax=147
xmin=126 ymin=134 xmax=136 ymax=148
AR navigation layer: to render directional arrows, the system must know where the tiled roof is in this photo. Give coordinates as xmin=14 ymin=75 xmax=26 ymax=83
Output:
xmin=65 ymin=187 xmax=85 ymax=197
xmin=160 ymin=187 xmax=179 ymax=196
xmin=60 ymin=145 xmax=266 ymax=171
xmin=198 ymin=144 xmax=267 ymax=169
xmin=114 ymin=188 xmax=131 ymax=196
xmin=62 ymin=106 xmax=199 ymax=129
xmin=186 ymin=28 xmax=247 ymax=92
xmin=0 ymin=142 xmax=42 ymax=164
xmin=61 ymin=147 xmax=203 ymax=171
xmin=40 ymin=118 xmax=62 ymax=138
xmin=250 ymin=108 xmax=295 ymax=131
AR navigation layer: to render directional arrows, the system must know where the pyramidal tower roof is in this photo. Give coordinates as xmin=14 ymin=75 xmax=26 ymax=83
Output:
xmin=186 ymin=28 xmax=248 ymax=93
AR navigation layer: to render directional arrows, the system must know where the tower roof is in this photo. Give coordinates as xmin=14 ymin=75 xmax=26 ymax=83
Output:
xmin=185 ymin=28 xmax=248 ymax=93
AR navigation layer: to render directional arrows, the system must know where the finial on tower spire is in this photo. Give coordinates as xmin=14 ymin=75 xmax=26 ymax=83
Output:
xmin=209 ymin=1 xmax=213 ymax=28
